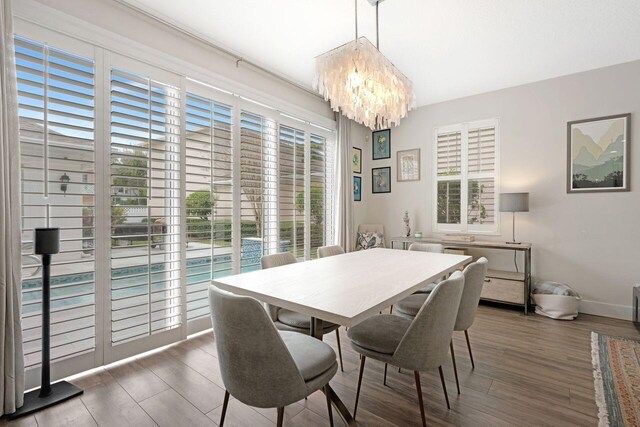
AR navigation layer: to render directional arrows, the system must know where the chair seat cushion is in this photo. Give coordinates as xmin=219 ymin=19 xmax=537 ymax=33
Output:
xmin=280 ymin=331 xmax=337 ymax=381
xmin=347 ymin=315 xmax=411 ymax=354
xmin=278 ymin=309 xmax=338 ymax=331
xmin=395 ymin=294 xmax=429 ymax=318
xmin=414 ymin=283 xmax=437 ymax=294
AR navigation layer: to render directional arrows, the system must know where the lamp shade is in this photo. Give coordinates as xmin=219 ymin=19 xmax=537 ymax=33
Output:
xmin=499 ymin=193 xmax=529 ymax=212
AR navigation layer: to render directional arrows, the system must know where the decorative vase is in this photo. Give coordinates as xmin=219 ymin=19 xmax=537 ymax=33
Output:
xmin=403 ymin=211 xmax=411 ymax=237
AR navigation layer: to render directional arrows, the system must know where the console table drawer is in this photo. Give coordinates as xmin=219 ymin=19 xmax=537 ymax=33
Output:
xmin=481 ymin=276 xmax=525 ymax=305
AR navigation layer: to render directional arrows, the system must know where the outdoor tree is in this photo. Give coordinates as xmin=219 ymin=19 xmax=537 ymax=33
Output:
xmin=186 ymin=190 xmax=217 ymax=220
xmin=295 ymin=183 xmax=324 ymax=225
xmin=467 ymin=180 xmax=487 ymax=224
xmin=437 ymin=180 xmax=487 ymax=224
xmin=240 ymin=135 xmax=264 ymax=237
xmin=112 ymin=149 xmax=148 ymax=206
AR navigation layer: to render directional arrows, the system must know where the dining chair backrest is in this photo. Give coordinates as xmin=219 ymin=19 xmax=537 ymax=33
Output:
xmin=455 ymin=257 xmax=488 ymax=331
xmin=261 ymin=252 xmax=297 ymax=269
xmin=393 ymin=272 xmax=464 ymax=372
xmin=408 ymin=243 xmax=444 ymax=253
xmin=409 ymin=243 xmax=446 ymax=281
xmin=261 ymin=252 xmax=297 ymax=320
xmin=358 ymin=223 xmax=385 ymax=235
xmin=208 ymin=286 xmax=307 ymax=407
xmin=317 ymin=245 xmax=345 ymax=258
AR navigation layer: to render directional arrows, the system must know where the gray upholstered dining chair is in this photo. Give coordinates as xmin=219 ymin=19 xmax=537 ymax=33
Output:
xmin=261 ymin=252 xmax=344 ymax=371
xmin=387 ymin=242 xmax=445 ymax=316
xmin=395 ymin=257 xmax=488 ymax=394
xmin=317 ymin=245 xmax=345 ymax=258
xmin=209 ymin=286 xmax=337 ymax=427
xmin=408 ymin=242 xmax=445 ymax=294
xmin=347 ymin=272 xmax=465 ymax=426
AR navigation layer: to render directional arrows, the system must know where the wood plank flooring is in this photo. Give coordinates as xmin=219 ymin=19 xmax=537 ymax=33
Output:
xmin=2 ymin=305 xmax=638 ymax=426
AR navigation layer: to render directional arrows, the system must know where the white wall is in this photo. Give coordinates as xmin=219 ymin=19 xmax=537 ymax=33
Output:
xmin=355 ymin=60 xmax=640 ymax=320
xmin=351 ymin=121 xmax=371 ymax=230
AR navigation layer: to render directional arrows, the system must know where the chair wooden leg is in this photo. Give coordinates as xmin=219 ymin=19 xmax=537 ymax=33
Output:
xmin=389 ymin=305 xmax=393 ymax=314
xmin=438 ymin=366 xmax=451 ymax=409
xmin=414 ymin=371 xmax=427 ymax=427
xmin=324 ymin=385 xmax=334 ymax=427
xmin=335 ymin=329 xmax=344 ymax=372
xmin=465 ymin=330 xmax=475 ymax=369
xmin=354 ymin=355 xmax=366 ymax=419
xmin=219 ymin=390 xmax=230 ymax=427
xmin=383 ymin=363 xmax=388 ymax=386
xmin=450 ymin=340 xmax=461 ymax=394
xmin=276 ymin=407 xmax=285 ymax=427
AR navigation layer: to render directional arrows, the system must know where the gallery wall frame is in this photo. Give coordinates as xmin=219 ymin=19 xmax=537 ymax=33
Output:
xmin=352 ymin=147 xmax=362 ymax=174
xmin=372 ymin=129 xmax=391 ymax=160
xmin=397 ymin=148 xmax=420 ymax=182
xmin=372 ymin=166 xmax=391 ymax=193
xmin=567 ymin=113 xmax=630 ymax=193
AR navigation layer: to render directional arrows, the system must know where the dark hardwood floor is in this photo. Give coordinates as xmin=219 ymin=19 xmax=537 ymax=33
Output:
xmin=2 ymin=305 xmax=638 ymax=426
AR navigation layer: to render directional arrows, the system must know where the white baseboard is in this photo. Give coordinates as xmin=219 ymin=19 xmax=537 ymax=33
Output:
xmin=579 ymin=299 xmax=633 ymax=321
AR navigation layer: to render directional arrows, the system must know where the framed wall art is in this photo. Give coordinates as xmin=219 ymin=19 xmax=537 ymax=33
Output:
xmin=352 ymin=147 xmax=362 ymax=174
xmin=567 ymin=113 xmax=630 ymax=193
xmin=372 ymin=129 xmax=391 ymax=160
xmin=353 ymin=176 xmax=362 ymax=201
xmin=372 ymin=167 xmax=391 ymax=193
xmin=397 ymin=148 xmax=420 ymax=182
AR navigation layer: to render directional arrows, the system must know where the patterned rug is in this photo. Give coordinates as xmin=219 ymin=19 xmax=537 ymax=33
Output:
xmin=591 ymin=332 xmax=640 ymax=426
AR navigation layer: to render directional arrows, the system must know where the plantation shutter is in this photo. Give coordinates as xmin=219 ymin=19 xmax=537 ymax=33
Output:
xmin=310 ymin=133 xmax=330 ymax=259
xmin=240 ymin=110 xmax=278 ymax=271
xmin=278 ymin=125 xmax=306 ymax=260
xmin=436 ymin=131 xmax=462 ymax=225
xmin=185 ymin=93 xmax=234 ymax=323
xmin=434 ymin=120 xmax=499 ymax=232
xmin=109 ymin=68 xmax=182 ymax=346
xmin=467 ymin=126 xmax=496 ymax=225
xmin=16 ymin=36 xmax=97 ymax=368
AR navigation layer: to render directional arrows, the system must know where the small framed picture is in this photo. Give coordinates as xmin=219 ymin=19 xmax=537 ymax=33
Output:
xmin=397 ymin=148 xmax=420 ymax=182
xmin=372 ymin=167 xmax=391 ymax=193
xmin=353 ymin=176 xmax=362 ymax=201
xmin=352 ymin=147 xmax=362 ymax=174
xmin=372 ymin=129 xmax=391 ymax=160
xmin=567 ymin=113 xmax=630 ymax=193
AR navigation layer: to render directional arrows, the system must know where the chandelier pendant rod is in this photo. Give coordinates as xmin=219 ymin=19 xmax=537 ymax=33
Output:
xmin=376 ymin=1 xmax=379 ymax=50
xmin=355 ymin=0 xmax=358 ymax=40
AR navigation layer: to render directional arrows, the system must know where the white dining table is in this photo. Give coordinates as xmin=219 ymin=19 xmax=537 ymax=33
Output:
xmin=211 ymin=248 xmax=471 ymax=426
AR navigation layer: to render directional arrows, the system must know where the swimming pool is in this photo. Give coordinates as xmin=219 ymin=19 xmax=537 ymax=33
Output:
xmin=21 ymin=255 xmax=258 ymax=316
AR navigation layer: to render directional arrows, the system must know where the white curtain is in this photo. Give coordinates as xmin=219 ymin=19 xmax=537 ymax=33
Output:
xmin=334 ymin=114 xmax=354 ymax=251
xmin=0 ymin=0 xmax=25 ymax=415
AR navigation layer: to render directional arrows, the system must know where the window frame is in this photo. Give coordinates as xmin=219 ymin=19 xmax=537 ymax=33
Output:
xmin=432 ymin=118 xmax=501 ymax=234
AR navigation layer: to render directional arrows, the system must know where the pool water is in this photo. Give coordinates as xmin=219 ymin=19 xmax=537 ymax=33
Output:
xmin=21 ymin=256 xmax=258 ymax=316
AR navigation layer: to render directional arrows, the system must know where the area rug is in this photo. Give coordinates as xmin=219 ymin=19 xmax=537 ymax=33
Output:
xmin=591 ymin=332 xmax=640 ymax=426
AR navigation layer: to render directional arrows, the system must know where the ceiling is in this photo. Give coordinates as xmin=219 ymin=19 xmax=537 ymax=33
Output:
xmin=123 ymin=0 xmax=640 ymax=107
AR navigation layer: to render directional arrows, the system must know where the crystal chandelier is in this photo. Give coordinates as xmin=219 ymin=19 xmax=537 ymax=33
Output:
xmin=314 ymin=0 xmax=415 ymax=130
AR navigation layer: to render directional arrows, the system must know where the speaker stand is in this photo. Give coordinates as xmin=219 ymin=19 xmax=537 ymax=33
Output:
xmin=5 ymin=234 xmax=83 ymax=420
xmin=6 ymin=381 xmax=83 ymax=419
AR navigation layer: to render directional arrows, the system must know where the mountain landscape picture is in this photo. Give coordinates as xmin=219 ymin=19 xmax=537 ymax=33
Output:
xmin=569 ymin=114 xmax=629 ymax=192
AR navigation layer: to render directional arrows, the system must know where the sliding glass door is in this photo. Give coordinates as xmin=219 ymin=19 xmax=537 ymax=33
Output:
xmin=14 ymin=27 xmax=336 ymax=387
xmin=16 ymin=34 xmax=98 ymax=379
xmin=106 ymin=56 xmax=183 ymax=361
xmin=184 ymin=89 xmax=235 ymax=333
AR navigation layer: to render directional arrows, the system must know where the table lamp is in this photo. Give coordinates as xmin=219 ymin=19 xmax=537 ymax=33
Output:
xmin=499 ymin=193 xmax=529 ymax=244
